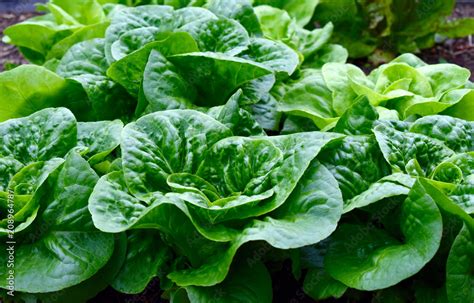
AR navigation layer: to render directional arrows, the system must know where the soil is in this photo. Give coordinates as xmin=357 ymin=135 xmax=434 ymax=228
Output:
xmin=419 ymin=3 xmax=474 ymax=79
xmin=0 ymin=12 xmax=37 ymax=71
xmin=351 ymin=3 xmax=474 ymax=80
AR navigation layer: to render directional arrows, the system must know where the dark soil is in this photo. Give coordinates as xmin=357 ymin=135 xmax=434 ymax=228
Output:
xmin=351 ymin=3 xmax=474 ymax=80
xmin=419 ymin=3 xmax=474 ymax=79
xmin=0 ymin=12 xmax=37 ymax=71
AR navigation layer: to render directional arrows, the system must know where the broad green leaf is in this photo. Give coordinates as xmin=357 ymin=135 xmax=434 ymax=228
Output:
xmin=112 ymin=230 xmax=171 ymax=294
xmin=240 ymin=74 xmax=276 ymax=105
xmin=205 ymin=0 xmax=262 ymax=35
xmin=249 ymin=93 xmax=282 ymax=131
xmin=334 ymin=97 xmax=379 ymax=135
xmin=318 ymin=135 xmax=390 ymax=201
xmin=108 ymin=6 xmax=216 ymax=59
xmin=304 ymin=267 xmax=347 ymax=301
xmin=278 ymin=69 xmax=338 ymax=129
xmin=254 ymin=5 xmax=292 ymax=41
xmin=207 ymin=90 xmax=265 ymax=136
xmin=25 ymin=234 xmax=126 ymax=303
xmin=46 ymin=21 xmax=110 ymax=60
xmin=374 ymin=63 xmax=433 ymax=97
xmin=322 ymin=63 xmax=366 ymax=115
xmin=0 ymin=65 xmax=86 ymax=122
xmin=196 ymin=137 xmax=282 ymax=196
xmin=77 ymin=120 xmax=124 ymax=165
xmin=343 ymin=173 xmax=415 ymax=213
xmin=446 ymin=225 xmax=474 ymax=303
xmin=290 ymin=22 xmax=334 ymax=59
xmin=50 ymin=0 xmax=107 ymax=25
xmin=410 ymin=115 xmax=473 ymax=152
xmin=442 ymin=90 xmax=474 ymax=121
xmin=107 ymin=32 xmax=199 ymax=97
xmin=417 ymin=64 xmax=470 ymax=96
xmin=3 ymin=15 xmax=74 ymax=63
xmin=240 ymin=37 xmax=299 ymax=76
xmin=168 ymin=52 xmax=272 ymax=106
xmin=396 ymin=89 xmax=473 ymax=118
xmin=0 ymin=159 xmax=64 ymax=235
xmin=180 ymin=17 xmax=250 ymax=55
xmin=254 ymin=0 xmax=319 ymax=27
xmin=304 ymin=44 xmax=348 ymax=69
xmin=57 ymin=38 xmax=136 ymax=121
xmin=419 ymin=178 xmax=474 ymax=231
xmin=255 ymin=5 xmax=334 ymax=59
xmin=140 ymin=50 xmax=197 ymax=114
xmin=0 ymin=108 xmax=77 ymax=164
xmin=104 ymin=5 xmax=175 ymax=62
xmin=325 ymin=180 xmax=443 ymax=290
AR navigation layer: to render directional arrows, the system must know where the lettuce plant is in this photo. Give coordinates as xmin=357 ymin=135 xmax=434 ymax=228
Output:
xmin=0 ymin=108 xmax=125 ymax=301
xmin=279 ymin=54 xmax=474 ymax=129
xmin=299 ymin=99 xmax=474 ymax=302
xmin=2 ymin=0 xmax=111 ymax=65
xmin=2 ymin=1 xmax=345 ymax=128
xmin=312 ymin=0 xmax=474 ymax=59
xmin=87 ymin=109 xmax=345 ymax=300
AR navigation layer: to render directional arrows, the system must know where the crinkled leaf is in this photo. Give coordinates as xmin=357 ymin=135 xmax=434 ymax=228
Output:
xmin=374 ymin=123 xmax=455 ymax=175
xmin=240 ymin=37 xmax=299 ymax=76
xmin=410 ymin=115 xmax=473 ymax=153
xmin=140 ymin=50 xmax=197 ymax=114
xmin=0 ymin=108 xmax=76 ymax=164
xmin=77 ymin=120 xmax=123 ymax=165
xmin=318 ymin=135 xmax=390 ymax=201
xmin=205 ymin=0 xmax=262 ymax=35
xmin=121 ymin=110 xmax=232 ymax=198
xmin=57 ymin=39 xmax=136 ymax=121
xmin=180 ymin=17 xmax=250 ymax=55
xmin=334 ymin=97 xmax=379 ymax=135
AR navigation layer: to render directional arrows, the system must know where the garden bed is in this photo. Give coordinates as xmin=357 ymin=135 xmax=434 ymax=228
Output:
xmin=0 ymin=2 xmax=472 ymax=303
